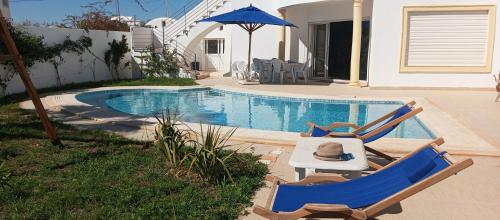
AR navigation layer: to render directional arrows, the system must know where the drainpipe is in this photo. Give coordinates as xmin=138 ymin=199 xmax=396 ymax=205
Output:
xmin=278 ymin=9 xmax=286 ymax=60
xmin=349 ymin=0 xmax=363 ymax=87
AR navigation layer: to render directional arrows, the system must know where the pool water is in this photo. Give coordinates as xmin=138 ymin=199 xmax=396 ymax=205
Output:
xmin=76 ymin=88 xmax=435 ymax=139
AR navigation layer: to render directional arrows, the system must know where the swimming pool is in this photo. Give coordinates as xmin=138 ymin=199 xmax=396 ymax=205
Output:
xmin=76 ymin=88 xmax=435 ymax=139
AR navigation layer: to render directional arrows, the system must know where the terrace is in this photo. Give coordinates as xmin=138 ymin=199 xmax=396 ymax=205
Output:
xmin=10 ymin=75 xmax=499 ymax=219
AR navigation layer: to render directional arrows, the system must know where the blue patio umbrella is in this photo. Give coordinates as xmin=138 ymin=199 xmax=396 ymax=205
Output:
xmin=199 ymin=5 xmax=297 ymax=80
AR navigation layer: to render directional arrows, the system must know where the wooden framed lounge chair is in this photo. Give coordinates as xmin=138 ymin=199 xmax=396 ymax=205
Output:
xmin=253 ymin=138 xmax=473 ymax=220
xmin=301 ymin=101 xmax=422 ymax=165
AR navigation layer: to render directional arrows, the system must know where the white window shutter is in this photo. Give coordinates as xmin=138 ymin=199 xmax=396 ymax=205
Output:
xmin=405 ymin=10 xmax=490 ymax=67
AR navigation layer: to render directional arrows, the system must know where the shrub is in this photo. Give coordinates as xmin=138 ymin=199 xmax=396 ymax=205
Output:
xmin=64 ymin=7 xmax=129 ymax=32
xmin=154 ymin=112 xmax=264 ymax=186
xmin=154 ymin=110 xmax=192 ymax=171
xmin=188 ymin=125 xmax=238 ymax=184
xmin=104 ymin=35 xmax=130 ymax=80
xmin=144 ymin=49 xmax=180 ymax=78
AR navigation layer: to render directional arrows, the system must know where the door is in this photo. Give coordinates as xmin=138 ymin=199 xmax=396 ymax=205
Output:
xmin=328 ymin=20 xmax=370 ymax=80
xmin=312 ymin=24 xmax=328 ymax=79
xmin=203 ymin=39 xmax=225 ymax=71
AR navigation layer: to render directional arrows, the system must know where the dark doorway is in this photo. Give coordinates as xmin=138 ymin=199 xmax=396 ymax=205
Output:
xmin=328 ymin=20 xmax=369 ymax=80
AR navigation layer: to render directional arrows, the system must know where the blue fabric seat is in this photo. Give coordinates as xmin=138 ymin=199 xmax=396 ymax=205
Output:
xmin=272 ymin=147 xmax=449 ymax=212
xmin=311 ymin=105 xmax=413 ymax=143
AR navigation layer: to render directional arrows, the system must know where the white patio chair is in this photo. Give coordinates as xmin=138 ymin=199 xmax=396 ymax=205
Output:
xmin=237 ymin=61 xmax=248 ymax=80
xmin=293 ymin=58 xmax=309 ymax=84
xmin=261 ymin=59 xmax=273 ymax=82
xmin=271 ymin=59 xmax=285 ymax=84
xmin=232 ymin=62 xmax=240 ymax=79
xmin=252 ymin=58 xmax=265 ymax=82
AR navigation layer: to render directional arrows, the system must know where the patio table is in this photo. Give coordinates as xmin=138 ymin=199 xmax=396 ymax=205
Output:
xmin=289 ymin=137 xmax=369 ymax=181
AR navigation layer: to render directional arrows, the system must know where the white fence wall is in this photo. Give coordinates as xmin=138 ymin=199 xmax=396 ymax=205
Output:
xmin=0 ymin=27 xmax=133 ymax=95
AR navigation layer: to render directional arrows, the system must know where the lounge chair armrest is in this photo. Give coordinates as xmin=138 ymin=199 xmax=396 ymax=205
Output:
xmin=303 ymin=203 xmax=351 ymax=212
xmin=328 ymin=132 xmax=357 ymax=138
xmin=287 ymin=173 xmax=348 ymax=185
xmin=305 ymin=122 xmax=331 ymax=131
xmin=330 ymin=122 xmax=361 ymax=129
xmin=253 ymin=205 xmax=273 ymax=218
xmin=253 ymin=204 xmax=368 ymax=220
xmin=304 ymin=204 xmax=367 ymax=219
xmin=265 ymin=174 xmax=288 ymax=184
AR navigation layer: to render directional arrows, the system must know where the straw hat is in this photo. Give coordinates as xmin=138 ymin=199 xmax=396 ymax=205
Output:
xmin=313 ymin=142 xmax=344 ymax=161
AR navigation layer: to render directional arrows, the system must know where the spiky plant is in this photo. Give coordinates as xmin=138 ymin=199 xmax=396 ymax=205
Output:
xmin=154 ymin=109 xmax=192 ymax=171
xmin=188 ymin=125 xmax=238 ymax=184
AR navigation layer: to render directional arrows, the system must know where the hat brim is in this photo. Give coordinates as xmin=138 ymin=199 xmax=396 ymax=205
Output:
xmin=313 ymin=152 xmax=343 ymax=161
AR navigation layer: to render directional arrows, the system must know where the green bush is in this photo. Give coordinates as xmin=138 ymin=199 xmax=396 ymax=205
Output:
xmin=104 ymin=35 xmax=130 ymax=80
xmin=154 ymin=110 xmax=244 ymax=184
xmin=188 ymin=125 xmax=238 ymax=184
xmin=154 ymin=110 xmax=192 ymax=170
xmin=144 ymin=50 xmax=180 ymax=78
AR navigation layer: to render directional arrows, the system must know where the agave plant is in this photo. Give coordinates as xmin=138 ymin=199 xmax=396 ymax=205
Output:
xmin=188 ymin=125 xmax=238 ymax=184
xmin=0 ymin=160 xmax=11 ymax=188
xmin=154 ymin=109 xmax=192 ymax=169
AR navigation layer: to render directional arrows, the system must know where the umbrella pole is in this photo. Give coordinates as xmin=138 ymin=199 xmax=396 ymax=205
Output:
xmin=247 ymin=31 xmax=252 ymax=81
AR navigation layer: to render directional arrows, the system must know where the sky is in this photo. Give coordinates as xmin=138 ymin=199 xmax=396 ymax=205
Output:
xmin=10 ymin=0 xmax=196 ymax=24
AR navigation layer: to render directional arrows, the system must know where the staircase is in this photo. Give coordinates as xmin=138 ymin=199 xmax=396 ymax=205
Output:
xmin=153 ymin=0 xmax=230 ymax=65
xmin=130 ymin=0 xmax=230 ymax=78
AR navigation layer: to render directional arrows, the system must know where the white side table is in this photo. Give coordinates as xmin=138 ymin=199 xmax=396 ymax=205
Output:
xmin=289 ymin=137 xmax=369 ymax=181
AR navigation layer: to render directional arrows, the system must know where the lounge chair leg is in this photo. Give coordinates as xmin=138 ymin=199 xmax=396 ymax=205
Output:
xmin=364 ymin=146 xmax=396 ymax=162
xmin=367 ymin=160 xmax=383 ymax=170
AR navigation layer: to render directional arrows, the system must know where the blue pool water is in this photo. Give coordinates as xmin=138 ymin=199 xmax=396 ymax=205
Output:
xmin=76 ymin=88 xmax=435 ymax=139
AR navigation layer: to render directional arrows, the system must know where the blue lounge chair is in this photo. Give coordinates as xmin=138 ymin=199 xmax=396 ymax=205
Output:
xmin=301 ymin=101 xmax=423 ymax=164
xmin=253 ymin=138 xmax=473 ymax=220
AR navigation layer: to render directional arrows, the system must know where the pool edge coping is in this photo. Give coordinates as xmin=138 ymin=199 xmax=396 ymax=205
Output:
xmin=20 ymin=85 xmax=500 ymax=157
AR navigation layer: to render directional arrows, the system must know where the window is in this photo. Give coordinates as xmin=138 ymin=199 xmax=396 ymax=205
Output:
xmin=400 ymin=5 xmax=496 ymax=73
xmin=204 ymin=39 xmax=225 ymax=54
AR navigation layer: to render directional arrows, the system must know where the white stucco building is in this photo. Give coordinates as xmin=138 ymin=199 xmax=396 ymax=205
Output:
xmin=149 ymin=0 xmax=500 ymax=88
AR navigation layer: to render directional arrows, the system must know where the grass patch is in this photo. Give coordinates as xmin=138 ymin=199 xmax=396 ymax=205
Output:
xmin=0 ymin=79 xmax=268 ymax=219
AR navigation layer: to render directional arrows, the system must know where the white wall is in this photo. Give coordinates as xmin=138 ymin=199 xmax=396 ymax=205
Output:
xmin=1 ymin=27 xmax=132 ymax=95
xmin=197 ymin=25 xmax=232 ymax=72
xmin=284 ymin=0 xmax=373 ymax=64
xmin=369 ymin=0 xmax=499 ymax=88
xmin=145 ymin=17 xmax=176 ymax=29
xmin=230 ymin=0 xmax=283 ymax=68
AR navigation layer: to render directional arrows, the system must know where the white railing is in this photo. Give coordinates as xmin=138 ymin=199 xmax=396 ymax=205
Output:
xmin=160 ymin=0 xmax=228 ymax=44
xmin=130 ymin=0 xmax=228 ymax=70
xmin=151 ymin=0 xmax=229 ymax=64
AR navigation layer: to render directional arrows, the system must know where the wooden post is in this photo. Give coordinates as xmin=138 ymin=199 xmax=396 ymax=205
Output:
xmin=0 ymin=13 xmax=60 ymax=144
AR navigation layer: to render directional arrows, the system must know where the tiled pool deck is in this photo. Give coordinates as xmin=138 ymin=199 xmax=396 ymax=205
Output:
xmin=21 ymin=83 xmax=500 ymax=156
xmin=18 ymin=77 xmax=500 ymax=219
